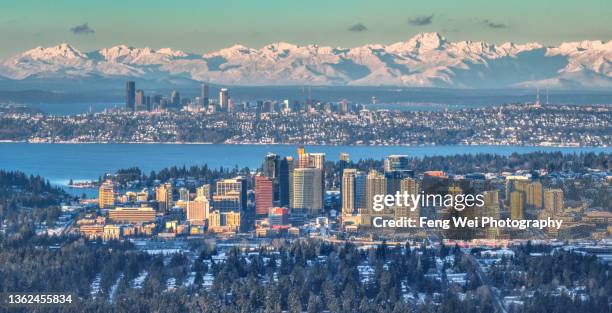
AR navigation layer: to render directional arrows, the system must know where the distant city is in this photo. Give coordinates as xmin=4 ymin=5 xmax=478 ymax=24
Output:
xmin=0 ymin=81 xmax=610 ymax=147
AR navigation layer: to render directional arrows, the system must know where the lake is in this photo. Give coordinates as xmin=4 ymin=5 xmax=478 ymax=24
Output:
xmin=0 ymin=143 xmax=608 ymax=187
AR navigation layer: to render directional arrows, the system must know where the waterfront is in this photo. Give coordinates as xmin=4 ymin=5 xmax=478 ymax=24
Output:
xmin=0 ymin=143 xmax=608 ymax=186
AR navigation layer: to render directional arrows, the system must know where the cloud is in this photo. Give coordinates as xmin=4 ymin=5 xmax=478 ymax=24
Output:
xmin=348 ymin=23 xmax=368 ymax=32
xmin=482 ymin=19 xmax=508 ymax=29
xmin=408 ymin=15 xmax=433 ymax=26
xmin=69 ymin=23 xmax=95 ymax=35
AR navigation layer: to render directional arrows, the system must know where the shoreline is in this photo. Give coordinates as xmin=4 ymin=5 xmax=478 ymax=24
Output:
xmin=0 ymin=140 xmax=608 ymax=149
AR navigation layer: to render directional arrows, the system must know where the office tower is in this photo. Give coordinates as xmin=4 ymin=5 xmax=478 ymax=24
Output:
xmin=108 ymin=207 xmax=156 ymax=223
xmin=170 ymin=90 xmax=181 ymax=108
xmin=526 ymin=181 xmax=543 ymax=209
xmin=384 ymin=155 xmax=410 ymax=172
xmin=216 ymin=176 xmax=247 ymax=211
xmin=297 ymin=145 xmax=309 ymax=168
xmin=505 ymin=175 xmax=529 ymax=205
xmin=365 ymin=170 xmax=386 ymax=213
xmin=279 ymin=157 xmax=291 ymax=206
xmin=339 ymin=152 xmax=350 ymax=181
xmin=219 ymin=88 xmax=229 ymax=111
xmin=227 ymin=98 xmax=234 ymax=113
xmin=385 ymin=170 xmax=412 ymax=196
xmin=151 ymin=94 xmax=162 ymax=108
xmin=201 ymin=83 xmax=209 ymax=106
xmin=342 ymin=169 xmax=357 ymax=215
xmin=339 ymin=99 xmax=349 ymax=114
xmin=309 ymin=153 xmax=326 ymax=197
xmin=98 ymin=180 xmax=115 ymax=209
xmin=187 ymin=196 xmax=210 ymax=224
xmin=290 ymin=168 xmax=323 ymax=215
xmin=125 ymin=81 xmax=136 ymax=111
xmin=155 ymin=183 xmax=173 ymax=212
xmin=544 ymin=189 xmax=564 ymax=214
xmin=355 ymin=171 xmax=366 ymax=210
xmin=309 ymin=153 xmax=325 ymax=169
xmin=212 ymin=194 xmax=242 ymax=211
xmin=339 ymin=153 xmax=350 ymax=162
xmin=483 ymin=190 xmax=500 ymax=211
xmin=510 ymin=190 xmax=525 ymax=220
xmin=196 ymin=184 xmax=210 ymax=199
xmin=395 ymin=178 xmax=419 ymax=220
xmin=482 ymin=190 xmax=500 ymax=239
xmin=263 ymin=153 xmax=280 ymax=178
xmin=255 ymin=175 xmax=273 ymax=215
xmin=445 ymin=184 xmax=476 ymax=240
xmin=208 ymin=210 xmax=241 ymax=232
xmin=179 ymin=187 xmax=190 ymax=202
xmin=268 ymin=207 xmax=289 ymax=226
xmin=135 ymin=89 xmax=145 ymax=110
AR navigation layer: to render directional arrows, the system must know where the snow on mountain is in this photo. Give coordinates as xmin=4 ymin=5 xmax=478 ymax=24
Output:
xmin=0 ymin=33 xmax=611 ymax=88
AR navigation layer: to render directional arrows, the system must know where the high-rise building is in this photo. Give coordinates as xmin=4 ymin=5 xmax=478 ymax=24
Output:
xmin=544 ymin=189 xmax=564 ymax=214
xmin=255 ymin=175 xmax=274 ymax=215
xmin=98 ymin=180 xmax=115 ymax=209
xmin=309 ymin=153 xmax=325 ymax=169
xmin=385 ymin=171 xmax=412 ymax=196
xmin=179 ymin=187 xmax=190 ymax=202
xmin=505 ymin=175 xmax=529 ymax=205
xmin=384 ymin=155 xmax=410 ymax=172
xmin=135 ymin=89 xmax=145 ymax=110
xmin=201 ymin=83 xmax=209 ymax=107
xmin=309 ymin=152 xmax=326 ymax=197
xmin=339 ymin=153 xmax=350 ymax=181
xmin=212 ymin=194 xmax=242 ymax=211
xmin=108 ymin=207 xmax=156 ymax=223
xmin=339 ymin=99 xmax=349 ymax=114
xmin=125 ymin=81 xmax=136 ymax=111
xmin=187 ymin=196 xmax=210 ymax=225
xmin=342 ymin=169 xmax=357 ymax=215
xmin=355 ymin=171 xmax=366 ymax=210
xmin=155 ymin=183 xmax=173 ymax=212
xmin=268 ymin=207 xmax=289 ymax=226
xmin=219 ymin=88 xmax=229 ymax=111
xmin=216 ymin=176 xmax=247 ymax=211
xmin=170 ymin=90 xmax=181 ymax=108
xmin=526 ymin=181 xmax=543 ymax=209
xmin=297 ymin=145 xmax=309 ymax=168
xmin=366 ymin=170 xmax=386 ymax=213
xmin=395 ymin=178 xmax=418 ymax=220
xmin=510 ymin=191 xmax=525 ymax=220
xmin=482 ymin=190 xmax=500 ymax=239
xmin=263 ymin=153 xmax=280 ymax=178
xmin=279 ymin=157 xmax=291 ymax=206
xmin=208 ymin=210 xmax=241 ymax=232
xmin=290 ymin=167 xmax=323 ymax=215
xmin=339 ymin=153 xmax=350 ymax=162
xmin=196 ymin=184 xmax=210 ymax=199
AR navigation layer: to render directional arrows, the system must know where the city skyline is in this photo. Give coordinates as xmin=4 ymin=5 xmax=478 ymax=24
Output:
xmin=1 ymin=0 xmax=611 ymax=59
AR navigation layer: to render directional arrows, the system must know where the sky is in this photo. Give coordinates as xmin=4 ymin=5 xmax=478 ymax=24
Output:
xmin=1 ymin=0 xmax=611 ymax=59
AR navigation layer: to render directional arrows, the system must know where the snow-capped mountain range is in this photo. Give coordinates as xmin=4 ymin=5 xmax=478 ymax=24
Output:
xmin=1 ymin=32 xmax=611 ymax=89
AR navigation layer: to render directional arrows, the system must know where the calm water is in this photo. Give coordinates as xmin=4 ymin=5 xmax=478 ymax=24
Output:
xmin=0 ymin=143 xmax=609 ymax=187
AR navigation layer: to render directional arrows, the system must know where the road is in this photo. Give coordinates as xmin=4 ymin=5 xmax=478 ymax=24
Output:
xmin=465 ymin=252 xmax=507 ymax=313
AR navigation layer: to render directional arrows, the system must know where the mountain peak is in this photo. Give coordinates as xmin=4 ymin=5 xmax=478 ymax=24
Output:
xmin=1 ymin=35 xmax=611 ymax=88
xmin=407 ymin=32 xmax=446 ymax=50
xmin=22 ymin=43 xmax=85 ymax=60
